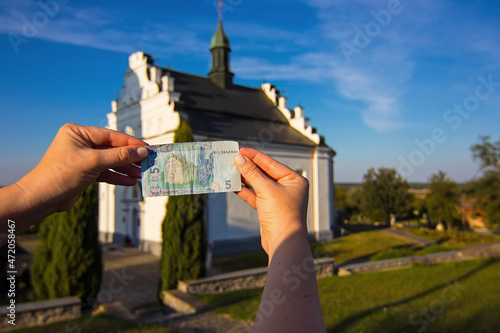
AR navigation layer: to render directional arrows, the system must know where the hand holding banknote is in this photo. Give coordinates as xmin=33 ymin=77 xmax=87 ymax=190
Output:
xmin=233 ymin=147 xmax=326 ymax=333
xmin=0 ymin=123 xmax=148 ymax=241
xmin=0 ymin=124 xmax=325 ymax=331
xmin=233 ymin=147 xmax=309 ymax=258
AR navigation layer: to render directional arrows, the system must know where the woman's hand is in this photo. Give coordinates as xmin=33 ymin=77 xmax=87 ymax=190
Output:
xmin=0 ymin=123 xmax=149 ymax=245
xmin=18 ymin=123 xmax=148 ymax=213
xmin=233 ymin=147 xmax=309 ymax=259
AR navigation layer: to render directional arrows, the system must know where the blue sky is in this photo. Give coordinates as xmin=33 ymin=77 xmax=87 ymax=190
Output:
xmin=1 ymin=0 xmax=499 ymax=185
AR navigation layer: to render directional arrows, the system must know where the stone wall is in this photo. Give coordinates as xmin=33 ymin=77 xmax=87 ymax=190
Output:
xmin=0 ymin=296 xmax=81 ymax=330
xmin=341 ymin=242 xmax=500 ymax=274
xmin=179 ymin=258 xmax=335 ymax=295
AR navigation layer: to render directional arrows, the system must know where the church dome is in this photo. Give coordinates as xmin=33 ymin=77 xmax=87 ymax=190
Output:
xmin=210 ymin=19 xmax=231 ymax=50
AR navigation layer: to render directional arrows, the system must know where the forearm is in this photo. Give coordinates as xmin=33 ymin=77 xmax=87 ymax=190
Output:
xmin=0 ymin=181 xmax=54 ymax=247
xmin=253 ymin=229 xmax=326 ymax=332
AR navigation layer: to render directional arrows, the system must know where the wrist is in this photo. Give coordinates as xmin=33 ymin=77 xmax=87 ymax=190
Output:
xmin=267 ymin=222 xmax=309 ymax=262
xmin=16 ymin=170 xmax=58 ymax=221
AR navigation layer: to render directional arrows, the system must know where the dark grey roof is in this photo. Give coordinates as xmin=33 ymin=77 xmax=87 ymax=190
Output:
xmin=166 ymin=69 xmax=322 ymax=147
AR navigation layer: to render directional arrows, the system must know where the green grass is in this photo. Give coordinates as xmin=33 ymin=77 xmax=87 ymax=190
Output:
xmin=310 ymin=230 xmax=416 ymax=264
xmin=369 ymin=246 xmax=416 ymax=261
xmin=368 ymin=227 xmax=500 ymax=261
xmin=405 ymin=228 xmax=500 ymax=246
xmin=198 ymin=288 xmax=263 ymax=322
xmin=369 ymin=243 xmax=463 ymax=261
xmin=211 ymin=228 xmax=500 ymax=276
xmin=9 ymin=314 xmax=174 ymax=333
xmin=211 ymin=251 xmax=268 ymax=273
xmin=199 ymin=258 xmax=500 ymax=332
xmin=211 ymin=230 xmax=417 ymax=273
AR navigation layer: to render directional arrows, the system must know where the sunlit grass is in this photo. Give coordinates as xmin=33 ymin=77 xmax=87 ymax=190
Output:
xmin=200 ymin=258 xmax=500 ymax=333
xmin=211 ymin=230 xmax=418 ymax=274
xmin=404 ymin=228 xmax=500 ymax=246
xmin=310 ymin=230 xmax=416 ymax=264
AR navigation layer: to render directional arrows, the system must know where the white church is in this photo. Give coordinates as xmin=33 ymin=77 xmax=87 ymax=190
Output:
xmin=98 ymin=19 xmax=336 ymax=256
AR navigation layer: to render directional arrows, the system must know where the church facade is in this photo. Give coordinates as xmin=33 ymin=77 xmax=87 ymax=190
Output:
xmin=98 ymin=20 xmax=336 ymax=256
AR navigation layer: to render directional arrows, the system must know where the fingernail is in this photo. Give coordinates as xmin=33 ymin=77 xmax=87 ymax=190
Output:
xmin=234 ymin=154 xmax=246 ymax=166
xmin=137 ymin=147 xmax=148 ymax=158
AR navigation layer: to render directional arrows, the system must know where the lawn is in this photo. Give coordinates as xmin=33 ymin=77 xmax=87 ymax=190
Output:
xmin=9 ymin=314 xmax=174 ymax=333
xmin=199 ymin=258 xmax=500 ymax=332
xmin=211 ymin=230 xmax=417 ymax=273
xmin=309 ymin=230 xmax=416 ymax=264
xmin=368 ymin=228 xmax=500 ymax=261
xmin=369 ymin=243 xmax=462 ymax=261
xmin=404 ymin=227 xmax=500 ymax=246
xmin=212 ymin=228 xmax=500 ymax=273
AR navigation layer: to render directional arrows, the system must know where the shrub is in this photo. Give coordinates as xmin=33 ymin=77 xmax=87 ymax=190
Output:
xmin=31 ymin=183 xmax=102 ymax=310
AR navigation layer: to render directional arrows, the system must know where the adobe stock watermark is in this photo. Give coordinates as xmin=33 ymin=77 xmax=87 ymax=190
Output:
xmin=8 ymin=0 xmax=70 ymax=54
xmin=398 ymin=74 xmax=500 ymax=178
xmin=401 ymin=278 xmax=467 ymax=333
xmin=339 ymin=0 xmax=413 ymax=63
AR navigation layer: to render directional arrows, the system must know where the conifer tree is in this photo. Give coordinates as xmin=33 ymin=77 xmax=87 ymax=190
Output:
xmin=31 ymin=183 xmax=102 ymax=310
xmin=160 ymin=121 xmax=206 ymax=292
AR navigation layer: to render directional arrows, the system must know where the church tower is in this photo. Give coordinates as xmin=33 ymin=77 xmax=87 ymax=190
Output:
xmin=208 ymin=18 xmax=234 ymax=89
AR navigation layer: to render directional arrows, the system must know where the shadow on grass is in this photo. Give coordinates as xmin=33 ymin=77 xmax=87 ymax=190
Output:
xmin=327 ymin=259 xmax=497 ymax=333
xmin=336 ymin=244 xmax=421 ymax=267
xmin=199 ymin=287 xmax=263 ymax=311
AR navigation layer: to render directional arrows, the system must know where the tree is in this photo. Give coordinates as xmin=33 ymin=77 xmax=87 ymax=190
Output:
xmin=471 ymin=135 xmax=500 ymax=172
xmin=467 ymin=136 xmax=500 ymax=226
xmin=360 ymin=167 xmax=412 ymax=223
xmin=425 ymin=171 xmax=460 ymax=229
xmin=160 ymin=121 xmax=206 ymax=292
xmin=31 ymin=183 xmax=102 ymax=310
xmin=334 ymin=185 xmax=349 ymax=211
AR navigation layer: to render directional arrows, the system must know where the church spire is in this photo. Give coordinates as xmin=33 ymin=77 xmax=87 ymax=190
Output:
xmin=208 ymin=17 xmax=234 ymax=89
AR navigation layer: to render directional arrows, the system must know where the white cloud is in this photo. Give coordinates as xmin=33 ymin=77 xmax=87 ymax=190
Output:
xmin=297 ymin=0 xmax=440 ymax=132
xmin=233 ymin=52 xmax=337 ymax=82
xmin=0 ymin=1 xmax=208 ymax=55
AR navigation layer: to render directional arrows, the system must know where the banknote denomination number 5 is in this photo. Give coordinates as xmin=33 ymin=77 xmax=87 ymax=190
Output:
xmin=225 ymin=180 xmax=231 ymax=190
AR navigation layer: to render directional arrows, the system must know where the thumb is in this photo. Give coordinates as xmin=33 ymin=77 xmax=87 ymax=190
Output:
xmin=97 ymin=146 xmax=149 ymax=170
xmin=234 ymin=153 xmax=271 ymax=191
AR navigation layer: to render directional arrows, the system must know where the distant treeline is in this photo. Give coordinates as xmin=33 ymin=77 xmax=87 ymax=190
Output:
xmin=336 ymin=182 xmax=466 ymax=190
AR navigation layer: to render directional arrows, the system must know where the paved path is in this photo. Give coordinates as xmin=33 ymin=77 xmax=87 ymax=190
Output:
xmin=382 ymin=228 xmax=436 ymax=247
xmin=101 ymin=244 xmax=253 ymax=332
xmin=101 ymin=244 xmax=161 ymax=311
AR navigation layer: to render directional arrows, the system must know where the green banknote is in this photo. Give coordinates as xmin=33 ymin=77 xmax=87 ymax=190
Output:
xmin=141 ymin=141 xmax=241 ymax=197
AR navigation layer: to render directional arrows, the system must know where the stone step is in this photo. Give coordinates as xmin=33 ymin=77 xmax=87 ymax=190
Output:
xmin=93 ymin=301 xmax=137 ymax=321
xmin=162 ymin=290 xmax=208 ymax=313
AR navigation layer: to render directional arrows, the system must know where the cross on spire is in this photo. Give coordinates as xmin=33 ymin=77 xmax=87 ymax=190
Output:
xmin=217 ymin=0 xmax=224 ymax=19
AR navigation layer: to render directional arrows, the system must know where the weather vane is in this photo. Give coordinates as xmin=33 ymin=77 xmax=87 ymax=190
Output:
xmin=217 ymin=0 xmax=224 ymax=19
